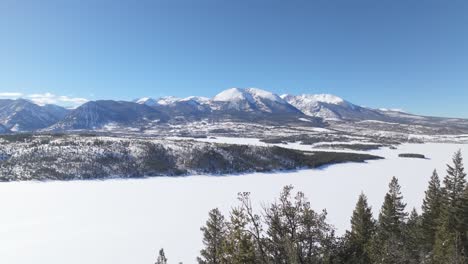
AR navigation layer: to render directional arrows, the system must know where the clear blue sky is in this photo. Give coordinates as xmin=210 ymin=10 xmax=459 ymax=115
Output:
xmin=0 ymin=0 xmax=467 ymax=117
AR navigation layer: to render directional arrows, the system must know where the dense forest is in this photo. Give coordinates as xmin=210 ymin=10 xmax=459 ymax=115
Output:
xmin=156 ymin=150 xmax=468 ymax=264
xmin=0 ymin=134 xmax=380 ymax=181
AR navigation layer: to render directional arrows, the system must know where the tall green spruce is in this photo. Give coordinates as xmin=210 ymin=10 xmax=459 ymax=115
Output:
xmin=197 ymin=208 xmax=228 ymax=264
xmin=434 ymin=150 xmax=467 ymax=264
xmin=461 ymin=185 xmax=468 ymax=259
xmin=405 ymin=208 xmax=423 ymax=263
xmin=345 ymin=193 xmax=375 ymax=263
xmin=420 ymin=170 xmax=443 ymax=259
xmin=371 ymin=176 xmax=408 ymax=263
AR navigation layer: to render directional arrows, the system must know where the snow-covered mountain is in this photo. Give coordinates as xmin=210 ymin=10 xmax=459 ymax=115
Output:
xmin=135 ymin=96 xmax=212 ymax=121
xmin=41 ymin=104 xmax=70 ymax=120
xmin=49 ymin=100 xmax=168 ymax=130
xmin=0 ymin=99 xmax=69 ymax=131
xmin=136 ymin=88 xmax=299 ymax=114
xmin=2 ymin=87 xmax=468 ymax=134
xmin=208 ymin=88 xmax=320 ymax=125
xmin=133 ymin=88 xmax=315 ymax=125
xmin=212 ymin=88 xmax=300 ymax=114
xmin=135 ymin=97 xmax=158 ymax=107
xmin=281 ymin=94 xmax=388 ymax=121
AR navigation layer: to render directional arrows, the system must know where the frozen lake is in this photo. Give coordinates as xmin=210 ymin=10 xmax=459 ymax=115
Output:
xmin=0 ymin=142 xmax=467 ymax=264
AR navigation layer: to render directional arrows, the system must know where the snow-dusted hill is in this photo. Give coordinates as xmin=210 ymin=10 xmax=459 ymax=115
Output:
xmin=281 ymin=94 xmax=388 ymax=121
xmin=48 ymin=100 xmax=168 ymax=130
xmin=0 ymin=134 xmax=380 ymax=181
xmin=0 ymin=99 xmax=68 ymax=131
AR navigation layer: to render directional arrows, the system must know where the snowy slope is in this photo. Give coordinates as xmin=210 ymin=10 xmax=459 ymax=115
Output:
xmin=0 ymin=99 xmax=68 ymax=131
xmin=49 ymin=100 xmax=168 ymax=130
xmin=135 ymin=97 xmax=158 ymax=107
xmin=212 ymin=87 xmax=300 ymax=114
xmin=282 ymin=94 xmax=389 ymax=121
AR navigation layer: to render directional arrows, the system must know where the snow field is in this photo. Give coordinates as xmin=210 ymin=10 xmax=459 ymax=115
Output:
xmin=0 ymin=142 xmax=466 ymax=263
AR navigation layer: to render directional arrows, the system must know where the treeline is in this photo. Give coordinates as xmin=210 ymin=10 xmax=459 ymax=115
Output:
xmin=0 ymin=135 xmax=381 ymax=181
xmin=156 ymin=150 xmax=468 ymax=263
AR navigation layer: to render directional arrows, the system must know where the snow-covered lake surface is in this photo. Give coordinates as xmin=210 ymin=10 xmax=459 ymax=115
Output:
xmin=1 ymin=142 xmax=467 ymax=264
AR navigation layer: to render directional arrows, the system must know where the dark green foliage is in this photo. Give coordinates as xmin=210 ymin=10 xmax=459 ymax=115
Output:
xmin=262 ymin=186 xmax=335 ymax=263
xmin=0 ymin=134 xmax=381 ymax=181
xmin=197 ymin=208 xmax=228 ymax=264
xmin=197 ymin=186 xmax=336 ymax=264
xmin=444 ymin=150 xmax=467 ymax=207
xmin=398 ymin=153 xmax=426 ymax=159
xmin=405 ymin=208 xmax=424 ymax=263
xmin=344 ymin=193 xmax=375 ymax=263
xmin=370 ymin=176 xmax=408 ymax=263
xmin=461 ymin=186 xmax=468 ymax=260
xmin=141 ymin=143 xmax=178 ymax=174
xmin=223 ymin=208 xmax=257 ymax=263
xmin=434 ymin=150 xmax=467 ymax=263
xmin=421 ymin=170 xmax=443 ymax=258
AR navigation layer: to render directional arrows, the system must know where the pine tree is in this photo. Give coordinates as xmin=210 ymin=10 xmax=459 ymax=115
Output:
xmin=405 ymin=208 xmax=423 ymax=264
xmin=461 ymin=186 xmax=468 ymax=260
xmin=421 ymin=170 xmax=442 ymax=257
xmin=370 ymin=176 xmax=408 ymax=263
xmin=263 ymin=185 xmax=335 ymax=263
xmin=155 ymin=248 xmax=168 ymax=264
xmin=223 ymin=207 xmax=257 ymax=263
xmin=197 ymin=208 xmax=228 ymax=264
xmin=434 ymin=150 xmax=467 ymax=264
xmin=345 ymin=192 xmax=375 ymax=264
xmin=444 ymin=150 xmax=467 ymax=210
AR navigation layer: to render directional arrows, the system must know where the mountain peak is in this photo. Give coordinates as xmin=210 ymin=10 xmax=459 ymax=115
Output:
xmin=244 ymin=88 xmax=284 ymax=103
xmin=213 ymin=87 xmax=285 ymax=103
xmin=136 ymin=97 xmax=158 ymax=106
xmin=156 ymin=96 xmax=181 ymax=105
xmin=213 ymin=88 xmax=254 ymax=102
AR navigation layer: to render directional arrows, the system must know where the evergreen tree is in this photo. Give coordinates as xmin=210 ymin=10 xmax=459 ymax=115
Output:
xmin=405 ymin=208 xmax=423 ymax=264
xmin=461 ymin=186 xmax=468 ymax=260
xmin=434 ymin=150 xmax=467 ymax=264
xmin=197 ymin=208 xmax=228 ymax=264
xmin=263 ymin=185 xmax=335 ymax=263
xmin=345 ymin=192 xmax=375 ymax=264
xmin=223 ymin=207 xmax=257 ymax=263
xmin=421 ymin=170 xmax=443 ymax=258
xmin=444 ymin=150 xmax=467 ymax=209
xmin=155 ymin=248 xmax=168 ymax=264
xmin=371 ymin=176 xmax=408 ymax=263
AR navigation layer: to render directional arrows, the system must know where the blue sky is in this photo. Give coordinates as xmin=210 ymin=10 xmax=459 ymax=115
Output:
xmin=0 ymin=0 xmax=467 ymax=117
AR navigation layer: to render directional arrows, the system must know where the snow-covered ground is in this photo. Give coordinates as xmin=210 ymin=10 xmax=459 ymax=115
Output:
xmin=0 ymin=142 xmax=467 ymax=264
xmin=170 ymin=136 xmax=385 ymax=153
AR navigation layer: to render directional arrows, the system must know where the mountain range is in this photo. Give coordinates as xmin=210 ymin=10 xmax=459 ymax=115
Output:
xmin=0 ymin=88 xmax=467 ymax=134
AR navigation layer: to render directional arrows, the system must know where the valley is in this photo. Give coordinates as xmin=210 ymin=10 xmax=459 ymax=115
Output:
xmin=0 ymin=142 xmax=466 ymax=264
